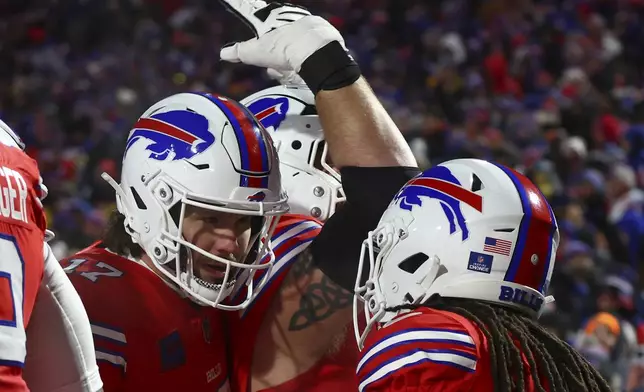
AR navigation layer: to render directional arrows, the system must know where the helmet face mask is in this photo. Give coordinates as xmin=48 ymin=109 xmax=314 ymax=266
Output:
xmin=104 ymin=92 xmax=289 ymax=310
xmin=353 ymin=159 xmax=559 ymax=349
xmin=242 ymin=85 xmax=344 ymax=222
xmin=144 ymin=188 xmax=281 ymax=310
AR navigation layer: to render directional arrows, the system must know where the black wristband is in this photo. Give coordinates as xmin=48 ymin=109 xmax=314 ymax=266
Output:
xmin=299 ymin=41 xmax=362 ymax=95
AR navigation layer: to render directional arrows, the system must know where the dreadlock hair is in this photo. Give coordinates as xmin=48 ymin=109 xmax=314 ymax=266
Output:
xmin=390 ymin=297 xmax=612 ymax=392
xmin=102 ymin=210 xmax=143 ymax=258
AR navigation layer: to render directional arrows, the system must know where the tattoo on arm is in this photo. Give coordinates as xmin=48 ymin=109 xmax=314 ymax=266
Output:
xmin=287 ymin=251 xmax=352 ymax=331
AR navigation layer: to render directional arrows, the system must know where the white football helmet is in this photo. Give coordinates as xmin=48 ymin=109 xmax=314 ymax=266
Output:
xmin=0 ymin=119 xmax=48 ymax=203
xmin=241 ymin=85 xmax=344 ymax=222
xmin=102 ymin=92 xmax=289 ymax=310
xmin=0 ymin=119 xmax=26 ymax=150
xmin=353 ymin=159 xmax=559 ymax=349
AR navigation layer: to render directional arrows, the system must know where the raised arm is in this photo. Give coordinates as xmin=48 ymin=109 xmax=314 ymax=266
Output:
xmin=315 ymin=78 xmax=416 ymax=168
xmin=219 ymin=0 xmax=421 ymax=291
xmin=218 ymin=0 xmax=416 ymax=169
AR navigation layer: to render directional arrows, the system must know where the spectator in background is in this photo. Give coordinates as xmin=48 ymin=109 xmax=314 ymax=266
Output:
xmin=606 ymin=164 xmax=644 ymax=271
xmin=551 ymin=240 xmax=601 ymax=328
xmin=575 ymin=275 xmax=638 ymax=390
xmin=627 ymin=323 xmax=644 ymax=392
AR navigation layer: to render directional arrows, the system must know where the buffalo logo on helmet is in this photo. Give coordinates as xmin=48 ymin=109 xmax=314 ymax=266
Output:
xmin=125 ymin=110 xmax=216 ymax=161
xmin=247 ymin=97 xmax=290 ymax=131
xmin=247 ymin=191 xmax=267 ymax=202
xmin=394 ymin=166 xmax=483 ymax=241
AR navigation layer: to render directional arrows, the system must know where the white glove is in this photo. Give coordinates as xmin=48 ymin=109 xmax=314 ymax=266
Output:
xmin=266 ymin=68 xmax=307 ymax=87
xmin=219 ymin=0 xmax=346 ymax=73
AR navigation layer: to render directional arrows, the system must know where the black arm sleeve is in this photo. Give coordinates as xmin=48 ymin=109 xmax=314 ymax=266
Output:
xmin=310 ymin=166 xmax=421 ymax=291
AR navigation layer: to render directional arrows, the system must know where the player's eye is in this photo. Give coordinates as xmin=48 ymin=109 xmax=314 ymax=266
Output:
xmin=236 ymin=216 xmax=252 ymax=230
xmin=203 ymin=216 xmax=220 ymax=225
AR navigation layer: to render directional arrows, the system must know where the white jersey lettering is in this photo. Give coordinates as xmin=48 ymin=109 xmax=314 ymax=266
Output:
xmin=0 ymin=166 xmax=28 ymax=224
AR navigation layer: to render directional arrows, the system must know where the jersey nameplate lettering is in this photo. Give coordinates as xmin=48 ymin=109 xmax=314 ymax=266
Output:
xmin=0 ymin=166 xmax=28 ymax=224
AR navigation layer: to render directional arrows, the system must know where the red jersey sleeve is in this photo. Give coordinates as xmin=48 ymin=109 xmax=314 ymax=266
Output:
xmin=0 ymin=144 xmax=47 ymax=392
xmin=61 ymin=246 xmax=129 ymax=391
xmin=357 ymin=310 xmax=480 ymax=392
xmin=90 ymin=322 xmax=127 ymax=392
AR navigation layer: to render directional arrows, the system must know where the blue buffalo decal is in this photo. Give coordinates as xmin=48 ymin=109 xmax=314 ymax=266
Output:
xmin=247 ymin=97 xmax=290 ymax=131
xmin=125 ymin=110 xmax=215 ymax=161
xmin=394 ymin=166 xmax=483 ymax=241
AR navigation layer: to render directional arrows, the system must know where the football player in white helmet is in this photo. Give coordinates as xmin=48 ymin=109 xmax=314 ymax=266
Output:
xmin=242 ymin=83 xmax=344 ymax=221
xmin=223 ymin=84 xmax=359 ymax=392
xmin=60 ymin=92 xmax=287 ymax=391
xmin=217 ymin=0 xmax=419 ymax=390
xmin=0 ymin=119 xmax=102 ymax=392
xmin=353 ymin=159 xmax=610 ymax=392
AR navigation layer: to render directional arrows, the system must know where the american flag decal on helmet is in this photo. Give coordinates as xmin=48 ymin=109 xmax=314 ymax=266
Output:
xmin=483 ymin=237 xmax=512 ymax=256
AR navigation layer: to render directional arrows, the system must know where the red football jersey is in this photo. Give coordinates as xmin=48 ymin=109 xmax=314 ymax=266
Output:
xmin=357 ymin=306 xmax=551 ymax=392
xmin=227 ymin=214 xmax=359 ymax=392
xmin=0 ymin=143 xmax=47 ymax=392
xmin=61 ymin=242 xmax=231 ymax=391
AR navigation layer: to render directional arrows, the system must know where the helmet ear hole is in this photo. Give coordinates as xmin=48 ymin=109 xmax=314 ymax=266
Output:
xmin=398 ymin=253 xmax=430 ymax=274
xmin=130 ymin=187 xmax=147 ymax=210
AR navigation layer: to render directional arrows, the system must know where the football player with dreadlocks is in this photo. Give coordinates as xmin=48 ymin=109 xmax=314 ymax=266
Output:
xmin=353 ymin=159 xmax=611 ymax=392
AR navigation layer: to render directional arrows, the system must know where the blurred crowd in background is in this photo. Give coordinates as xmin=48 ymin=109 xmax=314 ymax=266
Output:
xmin=4 ymin=0 xmax=644 ymax=389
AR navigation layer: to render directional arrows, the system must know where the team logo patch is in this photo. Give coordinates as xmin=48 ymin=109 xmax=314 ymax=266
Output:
xmin=467 ymin=251 xmax=493 ymax=274
xmin=247 ymin=191 xmax=266 ymax=202
xmin=125 ymin=110 xmax=215 ymax=161
xmin=247 ymin=97 xmax=290 ymax=131
xmin=394 ymin=166 xmax=483 ymax=241
xmin=158 ymin=331 xmax=186 ymax=371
